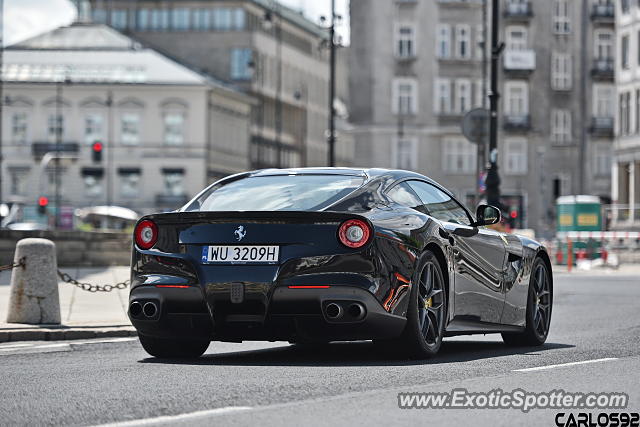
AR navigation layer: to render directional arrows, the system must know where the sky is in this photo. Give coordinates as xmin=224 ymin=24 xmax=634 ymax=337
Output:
xmin=2 ymin=0 xmax=350 ymax=47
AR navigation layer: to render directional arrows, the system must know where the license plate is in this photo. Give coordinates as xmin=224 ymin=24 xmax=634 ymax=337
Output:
xmin=201 ymin=245 xmax=279 ymax=264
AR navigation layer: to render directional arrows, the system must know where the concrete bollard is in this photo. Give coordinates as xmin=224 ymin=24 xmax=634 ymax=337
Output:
xmin=6 ymin=238 xmax=61 ymax=324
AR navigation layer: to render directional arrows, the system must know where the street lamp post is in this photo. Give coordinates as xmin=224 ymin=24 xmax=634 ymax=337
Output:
xmin=327 ymin=0 xmax=337 ymax=167
xmin=486 ymin=0 xmax=504 ymax=209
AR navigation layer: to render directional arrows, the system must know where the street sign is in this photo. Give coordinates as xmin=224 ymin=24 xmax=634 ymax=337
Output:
xmin=461 ymin=108 xmax=489 ymax=144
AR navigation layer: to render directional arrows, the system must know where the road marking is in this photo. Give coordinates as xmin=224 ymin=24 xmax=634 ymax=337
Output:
xmin=513 ymin=358 xmax=618 ymax=372
xmin=93 ymin=406 xmax=253 ymax=426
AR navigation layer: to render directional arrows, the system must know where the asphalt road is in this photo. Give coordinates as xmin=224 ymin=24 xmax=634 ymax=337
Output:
xmin=0 ymin=273 xmax=638 ymax=426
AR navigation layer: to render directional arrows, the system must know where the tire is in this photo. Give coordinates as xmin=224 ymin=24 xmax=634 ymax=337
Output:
xmin=502 ymin=257 xmax=552 ymax=347
xmin=138 ymin=334 xmax=210 ymax=358
xmin=397 ymin=250 xmax=447 ymax=358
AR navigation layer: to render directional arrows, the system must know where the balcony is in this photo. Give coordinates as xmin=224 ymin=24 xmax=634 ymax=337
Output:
xmin=590 ymin=117 xmax=614 ymax=137
xmin=591 ymin=3 xmax=614 ymax=22
xmin=32 ymin=142 xmax=79 ymax=158
xmin=591 ymin=58 xmax=614 ymax=81
xmin=503 ymin=50 xmax=536 ymax=76
xmin=504 ymin=2 xmax=533 ymax=20
xmin=503 ymin=114 xmax=531 ymax=132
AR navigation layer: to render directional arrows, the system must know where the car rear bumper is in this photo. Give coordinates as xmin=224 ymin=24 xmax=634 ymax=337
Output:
xmin=128 ymin=284 xmax=406 ymax=342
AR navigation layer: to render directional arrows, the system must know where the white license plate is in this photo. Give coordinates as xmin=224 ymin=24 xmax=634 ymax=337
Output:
xmin=201 ymin=245 xmax=279 ymax=264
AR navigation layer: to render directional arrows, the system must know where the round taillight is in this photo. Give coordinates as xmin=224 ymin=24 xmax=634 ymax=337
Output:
xmin=338 ymin=219 xmax=371 ymax=249
xmin=135 ymin=220 xmax=158 ymax=250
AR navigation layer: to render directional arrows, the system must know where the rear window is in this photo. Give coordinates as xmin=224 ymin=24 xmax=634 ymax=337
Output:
xmin=187 ymin=175 xmax=365 ymax=212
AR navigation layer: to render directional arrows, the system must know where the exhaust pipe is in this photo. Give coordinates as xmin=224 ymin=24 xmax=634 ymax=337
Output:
xmin=325 ymin=302 xmax=343 ymax=320
xmin=347 ymin=303 xmax=366 ymax=321
xmin=129 ymin=301 xmax=142 ymax=317
xmin=143 ymin=302 xmax=158 ymax=318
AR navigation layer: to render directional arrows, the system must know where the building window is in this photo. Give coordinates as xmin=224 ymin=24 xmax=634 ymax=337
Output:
xmin=455 ymin=79 xmax=472 ymax=114
xmin=619 ymin=91 xmax=631 ymax=135
xmin=551 ymin=52 xmax=572 ymax=90
xmin=443 ymin=138 xmax=477 ymax=174
xmin=621 ymin=0 xmax=630 ymax=13
xmin=592 ymin=143 xmax=612 ymax=176
xmin=621 ymin=34 xmax=630 ymax=69
xmin=136 ymin=9 xmax=149 ymax=30
xmin=163 ymin=113 xmax=185 ymax=145
xmin=435 ymin=78 xmax=452 ymax=114
xmin=474 ymin=79 xmax=485 ymax=108
xmin=551 ymin=109 xmax=572 ymax=144
xmin=394 ymin=137 xmax=418 ymax=170
xmin=230 ymin=48 xmax=253 ymax=80
xmin=455 ymin=24 xmax=471 ymax=59
xmin=504 ymin=138 xmax=528 ymax=175
xmin=392 ymin=78 xmax=418 ymax=115
xmin=163 ymin=170 xmax=185 ymax=196
xmin=9 ymin=168 xmax=29 ymax=197
xmin=504 ymin=81 xmax=529 ymax=116
xmin=193 ymin=9 xmax=211 ymax=30
xmin=119 ymin=169 xmax=141 ymax=198
xmin=11 ymin=112 xmax=28 ymax=144
xmin=150 ymin=9 xmax=170 ymax=30
xmin=47 ymin=114 xmax=63 ymax=143
xmin=475 ymin=25 xmax=484 ymax=60
xmin=92 ymin=8 xmax=107 ymax=23
xmin=84 ymin=113 xmax=103 ymax=145
xmin=213 ymin=8 xmax=245 ymax=30
xmin=82 ymin=170 xmax=104 ymax=198
xmin=121 ymin=113 xmax=140 ymax=145
xmin=593 ymin=85 xmax=614 ymax=118
xmin=436 ymin=24 xmax=451 ymax=59
xmin=506 ymin=25 xmax=528 ymax=51
xmin=110 ymin=9 xmax=128 ymax=30
xmin=594 ymin=30 xmax=614 ymax=60
xmin=171 ymin=8 xmax=190 ymax=30
xmin=395 ymin=24 xmax=415 ymax=58
xmin=553 ymin=0 xmax=571 ymax=34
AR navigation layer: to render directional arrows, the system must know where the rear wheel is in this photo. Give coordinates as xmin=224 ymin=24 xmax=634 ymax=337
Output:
xmin=502 ymin=258 xmax=552 ymax=346
xmin=397 ymin=251 xmax=447 ymax=358
xmin=138 ymin=334 xmax=210 ymax=358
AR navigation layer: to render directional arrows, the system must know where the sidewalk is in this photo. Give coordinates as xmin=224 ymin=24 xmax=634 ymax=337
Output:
xmin=0 ymin=266 xmax=136 ymax=342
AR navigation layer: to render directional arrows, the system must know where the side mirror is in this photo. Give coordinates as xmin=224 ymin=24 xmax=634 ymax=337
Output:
xmin=474 ymin=204 xmax=501 ymax=227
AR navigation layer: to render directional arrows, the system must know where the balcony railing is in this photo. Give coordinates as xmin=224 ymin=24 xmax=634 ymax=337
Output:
xmin=504 ymin=2 xmax=533 ymax=19
xmin=32 ymin=142 xmax=79 ymax=158
xmin=591 ymin=58 xmax=614 ymax=80
xmin=591 ymin=3 xmax=614 ymax=20
xmin=503 ymin=114 xmax=531 ymax=131
xmin=504 ymin=50 xmax=536 ymax=72
xmin=590 ymin=117 xmax=614 ymax=137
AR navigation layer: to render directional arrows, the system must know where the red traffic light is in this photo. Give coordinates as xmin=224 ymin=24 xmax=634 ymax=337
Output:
xmin=510 ymin=210 xmax=518 ymax=219
xmin=38 ymin=196 xmax=49 ymax=207
xmin=92 ymin=141 xmax=103 ymax=152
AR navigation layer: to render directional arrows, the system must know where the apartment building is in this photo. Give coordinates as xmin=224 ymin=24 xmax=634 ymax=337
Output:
xmin=613 ymin=0 xmax=640 ymax=229
xmin=349 ymin=0 xmax=614 ymax=237
xmin=1 ymin=22 xmax=253 ymax=221
xmin=87 ymin=0 xmax=354 ymax=172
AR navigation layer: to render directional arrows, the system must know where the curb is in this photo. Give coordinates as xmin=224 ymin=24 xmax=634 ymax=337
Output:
xmin=0 ymin=326 xmax=137 ymax=343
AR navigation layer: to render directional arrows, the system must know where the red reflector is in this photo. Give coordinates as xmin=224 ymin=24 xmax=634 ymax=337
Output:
xmin=155 ymin=285 xmax=190 ymax=289
xmin=394 ymin=272 xmax=410 ymax=284
xmin=288 ymin=286 xmax=331 ymax=289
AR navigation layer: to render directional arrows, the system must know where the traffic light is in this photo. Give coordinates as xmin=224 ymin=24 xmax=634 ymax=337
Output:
xmin=508 ymin=209 xmax=519 ymax=229
xmin=38 ymin=196 xmax=49 ymax=216
xmin=92 ymin=141 xmax=103 ymax=163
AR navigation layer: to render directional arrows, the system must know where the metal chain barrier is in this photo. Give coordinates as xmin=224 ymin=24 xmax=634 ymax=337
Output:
xmin=57 ymin=270 xmax=130 ymax=293
xmin=0 ymin=256 xmax=26 ymax=272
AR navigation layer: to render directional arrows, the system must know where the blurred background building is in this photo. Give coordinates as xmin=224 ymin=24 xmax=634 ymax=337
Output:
xmin=86 ymin=0 xmax=354 ymax=173
xmin=1 ymin=21 xmax=253 ymax=220
xmin=613 ymin=0 xmax=640 ymax=230
xmin=349 ymin=0 xmax=615 ymax=237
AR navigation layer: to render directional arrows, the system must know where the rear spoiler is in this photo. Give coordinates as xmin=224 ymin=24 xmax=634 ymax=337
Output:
xmin=139 ymin=211 xmax=370 ymax=225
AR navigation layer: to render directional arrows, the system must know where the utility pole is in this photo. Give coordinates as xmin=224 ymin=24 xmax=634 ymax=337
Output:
xmin=106 ymin=91 xmax=113 ymax=209
xmin=327 ymin=0 xmax=337 ymax=167
xmin=0 ymin=0 xmax=4 ymax=214
xmin=54 ymin=81 xmax=62 ymax=228
xmin=486 ymin=0 xmax=503 ymax=209
xmin=478 ymin=0 xmax=488 ymax=203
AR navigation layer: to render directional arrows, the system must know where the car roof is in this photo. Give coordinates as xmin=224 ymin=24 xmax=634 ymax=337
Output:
xmin=249 ymin=167 xmax=439 ymax=185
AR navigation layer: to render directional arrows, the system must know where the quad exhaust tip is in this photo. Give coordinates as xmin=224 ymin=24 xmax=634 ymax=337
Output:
xmin=347 ymin=303 xmax=366 ymax=321
xmin=325 ymin=302 xmax=343 ymax=319
xmin=142 ymin=302 xmax=158 ymax=318
xmin=129 ymin=301 xmax=142 ymax=317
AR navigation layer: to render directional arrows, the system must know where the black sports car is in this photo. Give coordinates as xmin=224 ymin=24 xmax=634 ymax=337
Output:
xmin=129 ymin=168 xmax=553 ymax=358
